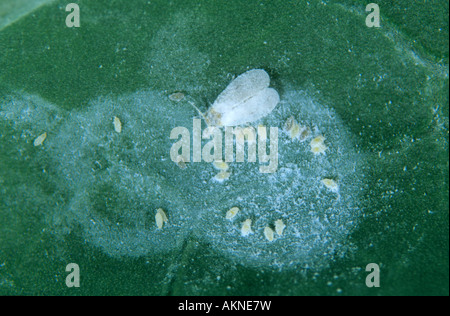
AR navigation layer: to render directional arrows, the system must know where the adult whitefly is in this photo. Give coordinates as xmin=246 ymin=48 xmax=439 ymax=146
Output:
xmin=204 ymin=69 xmax=280 ymax=126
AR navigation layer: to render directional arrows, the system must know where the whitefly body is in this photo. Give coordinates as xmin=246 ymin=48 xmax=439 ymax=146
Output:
xmin=204 ymin=69 xmax=280 ymax=126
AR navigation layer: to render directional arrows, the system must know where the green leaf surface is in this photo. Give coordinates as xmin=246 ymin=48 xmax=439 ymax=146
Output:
xmin=0 ymin=0 xmax=448 ymax=295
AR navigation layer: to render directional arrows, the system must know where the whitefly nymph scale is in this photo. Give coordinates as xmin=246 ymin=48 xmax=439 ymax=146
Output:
xmin=33 ymin=132 xmax=47 ymax=147
xmin=155 ymin=208 xmax=168 ymax=229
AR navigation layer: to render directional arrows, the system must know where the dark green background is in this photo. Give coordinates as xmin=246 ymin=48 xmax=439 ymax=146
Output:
xmin=0 ymin=0 xmax=448 ymax=295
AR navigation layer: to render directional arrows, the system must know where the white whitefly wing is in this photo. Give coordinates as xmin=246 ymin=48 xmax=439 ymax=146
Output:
xmin=212 ymin=69 xmax=270 ymax=113
xmin=218 ymin=87 xmax=279 ymax=126
xmin=206 ymin=69 xmax=280 ymax=126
